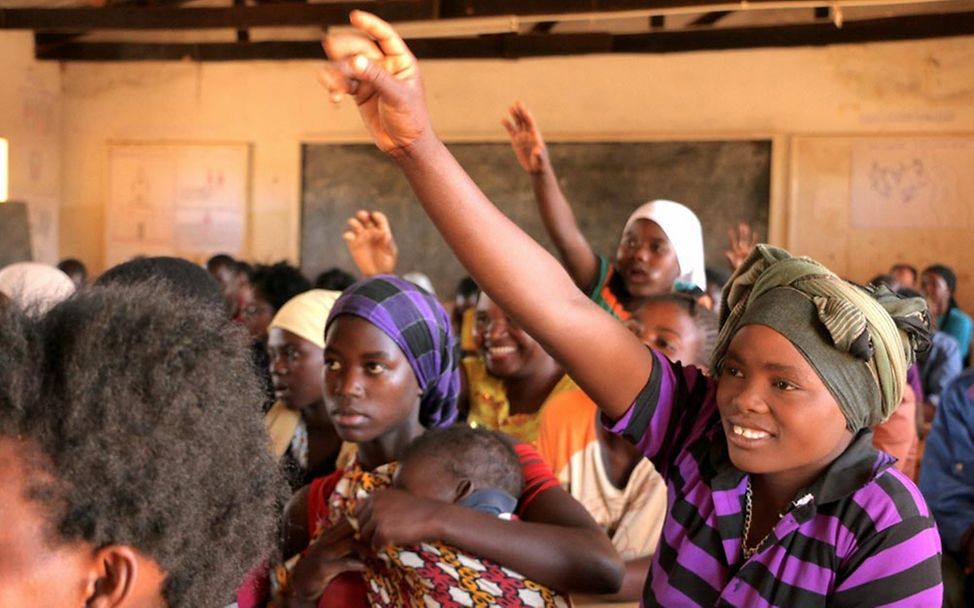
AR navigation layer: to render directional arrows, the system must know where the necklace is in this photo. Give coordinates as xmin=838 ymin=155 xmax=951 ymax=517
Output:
xmin=741 ymin=478 xmax=782 ymax=560
xmin=742 ymin=478 xmax=816 ymax=560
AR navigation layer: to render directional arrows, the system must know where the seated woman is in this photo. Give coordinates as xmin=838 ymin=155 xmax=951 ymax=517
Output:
xmin=503 ymin=100 xmax=706 ymax=319
xmin=264 ymin=289 xmax=350 ymax=490
xmin=921 ymin=264 xmax=972 ymax=363
xmin=273 ymin=275 xmax=622 ymax=607
xmin=0 ymin=281 xmax=283 ymax=607
xmin=318 ymin=15 xmax=942 ymax=605
xmin=342 ymin=210 xmax=576 ymax=445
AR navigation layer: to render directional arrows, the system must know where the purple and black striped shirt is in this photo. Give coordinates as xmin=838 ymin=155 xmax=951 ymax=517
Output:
xmin=609 ymin=351 xmax=943 ymax=607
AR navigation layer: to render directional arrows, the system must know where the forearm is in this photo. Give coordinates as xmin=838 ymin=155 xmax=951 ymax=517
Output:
xmin=573 ymin=556 xmax=651 ymax=603
xmin=433 ymin=501 xmax=624 ymax=594
xmin=393 ymin=136 xmax=650 ymax=419
xmin=530 ymin=160 xmax=597 ymax=290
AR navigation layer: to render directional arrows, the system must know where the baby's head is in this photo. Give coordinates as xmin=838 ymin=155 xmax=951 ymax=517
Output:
xmin=394 ymin=426 xmax=523 ymax=504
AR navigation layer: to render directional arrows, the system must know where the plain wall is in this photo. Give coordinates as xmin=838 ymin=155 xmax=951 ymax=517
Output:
xmin=0 ymin=32 xmax=62 ymax=263
xmin=48 ymin=34 xmax=974 ymax=308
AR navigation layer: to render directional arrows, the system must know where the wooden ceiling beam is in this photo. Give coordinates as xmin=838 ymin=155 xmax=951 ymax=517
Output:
xmin=33 ymin=11 xmax=974 ymax=61
xmin=689 ymin=10 xmax=732 ymax=26
xmin=2 ymin=1 xmax=434 ymax=31
xmin=2 ymin=0 xmax=794 ymax=31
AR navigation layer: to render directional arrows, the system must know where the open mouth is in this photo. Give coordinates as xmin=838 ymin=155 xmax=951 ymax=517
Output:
xmin=727 ymin=422 xmax=774 ymax=448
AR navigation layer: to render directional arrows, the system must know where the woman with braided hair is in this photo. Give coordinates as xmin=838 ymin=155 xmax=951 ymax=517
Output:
xmin=316 ymin=12 xmax=943 ymax=605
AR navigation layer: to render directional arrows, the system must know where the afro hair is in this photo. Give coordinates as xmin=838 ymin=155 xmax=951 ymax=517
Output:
xmin=250 ymin=262 xmax=312 ymax=313
xmin=0 ymin=282 xmax=286 ymax=607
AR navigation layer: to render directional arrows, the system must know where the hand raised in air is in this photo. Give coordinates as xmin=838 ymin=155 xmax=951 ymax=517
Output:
xmin=502 ymin=100 xmax=548 ymax=174
xmin=320 ymin=11 xmax=433 ymax=157
xmin=343 ymin=209 xmax=398 ymax=276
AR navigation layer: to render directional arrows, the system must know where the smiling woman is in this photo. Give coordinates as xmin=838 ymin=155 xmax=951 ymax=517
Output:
xmin=314 ymin=11 xmax=944 ymax=605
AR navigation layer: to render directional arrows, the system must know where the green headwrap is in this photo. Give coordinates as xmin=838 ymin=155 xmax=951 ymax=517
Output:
xmin=712 ymin=245 xmax=930 ymax=431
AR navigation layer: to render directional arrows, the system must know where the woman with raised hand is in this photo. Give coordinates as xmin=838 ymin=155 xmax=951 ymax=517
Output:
xmin=318 ymin=12 xmax=942 ymax=606
xmin=503 ymin=101 xmax=705 ymax=319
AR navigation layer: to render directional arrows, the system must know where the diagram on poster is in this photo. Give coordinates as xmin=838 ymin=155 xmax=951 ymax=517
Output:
xmin=106 ymin=143 xmax=249 ymax=266
xmin=850 ymin=139 xmax=973 ymax=230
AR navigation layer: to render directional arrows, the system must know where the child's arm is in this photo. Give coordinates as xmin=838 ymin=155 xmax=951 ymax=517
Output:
xmin=321 ymin=11 xmax=651 ymax=420
xmin=503 ymin=101 xmax=599 ymax=291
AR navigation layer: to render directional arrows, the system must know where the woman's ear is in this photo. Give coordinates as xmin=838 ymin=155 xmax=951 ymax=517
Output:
xmin=454 ymin=478 xmax=473 ymax=503
xmin=83 ymin=545 xmax=151 ymax=608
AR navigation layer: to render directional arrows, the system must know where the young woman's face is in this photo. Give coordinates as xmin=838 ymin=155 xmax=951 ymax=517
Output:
xmin=240 ymin=287 xmax=275 ymax=341
xmin=715 ymin=325 xmax=853 ymax=482
xmin=474 ymin=293 xmax=550 ymax=379
xmin=323 ymin=316 xmax=421 ymax=443
xmin=625 ymin=300 xmax=702 ymax=367
xmin=920 ymin=271 xmax=951 ymax=317
xmin=615 ymin=219 xmax=681 ymax=298
xmin=267 ymin=327 xmax=324 ymax=411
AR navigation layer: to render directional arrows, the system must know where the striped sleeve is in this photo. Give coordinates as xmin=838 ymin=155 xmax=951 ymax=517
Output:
xmin=605 ymin=351 xmax=716 ymax=477
xmin=831 ymin=515 xmax=943 ymax=607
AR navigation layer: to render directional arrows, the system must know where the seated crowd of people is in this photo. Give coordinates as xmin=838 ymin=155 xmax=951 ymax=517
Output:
xmin=2 ymin=12 xmax=972 ymax=608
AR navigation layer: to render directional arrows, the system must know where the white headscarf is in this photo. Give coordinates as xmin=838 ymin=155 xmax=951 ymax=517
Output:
xmin=0 ymin=262 xmax=76 ymax=313
xmin=623 ymin=199 xmax=706 ymax=290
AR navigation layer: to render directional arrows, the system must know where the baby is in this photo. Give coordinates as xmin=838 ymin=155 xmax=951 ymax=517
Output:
xmin=354 ymin=426 xmax=570 ymax=607
xmin=394 ymin=425 xmax=522 ymax=519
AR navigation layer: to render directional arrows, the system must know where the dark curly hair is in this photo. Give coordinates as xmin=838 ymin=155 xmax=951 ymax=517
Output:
xmin=398 ymin=426 xmax=523 ymax=498
xmin=0 ymin=283 xmax=286 ymax=607
xmin=250 ymin=262 xmax=312 ymax=312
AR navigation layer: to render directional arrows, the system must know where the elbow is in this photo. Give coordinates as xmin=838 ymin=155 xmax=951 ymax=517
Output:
xmin=570 ymin=534 xmax=626 ymax=594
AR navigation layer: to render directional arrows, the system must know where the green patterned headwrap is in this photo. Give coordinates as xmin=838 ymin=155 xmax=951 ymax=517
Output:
xmin=712 ymin=245 xmax=930 ymax=431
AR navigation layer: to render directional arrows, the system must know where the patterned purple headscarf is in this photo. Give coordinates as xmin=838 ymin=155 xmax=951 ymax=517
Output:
xmin=325 ymin=275 xmax=459 ymax=428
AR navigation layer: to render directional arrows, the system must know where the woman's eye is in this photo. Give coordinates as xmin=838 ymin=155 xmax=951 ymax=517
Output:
xmin=324 ymin=359 xmax=341 ymax=372
xmin=723 ymin=366 xmax=743 ymax=378
xmin=365 ymin=362 xmax=386 ymax=375
xmin=773 ymin=379 xmax=797 ymax=391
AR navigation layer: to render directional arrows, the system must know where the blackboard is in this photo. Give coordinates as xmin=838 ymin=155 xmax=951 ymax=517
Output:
xmin=301 ymin=141 xmax=771 ymax=298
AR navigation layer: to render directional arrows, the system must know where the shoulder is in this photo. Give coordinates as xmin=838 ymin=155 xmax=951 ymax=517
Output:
xmin=946 ymin=307 xmax=973 ymax=329
xmin=837 ymin=465 xmax=934 ymax=550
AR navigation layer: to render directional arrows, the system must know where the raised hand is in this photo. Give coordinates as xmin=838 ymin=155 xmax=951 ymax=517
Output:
xmin=320 ymin=10 xmax=433 ymax=156
xmin=342 ymin=209 xmax=398 ymax=276
xmin=724 ymin=222 xmax=759 ymax=271
xmin=502 ymin=100 xmax=547 ymax=174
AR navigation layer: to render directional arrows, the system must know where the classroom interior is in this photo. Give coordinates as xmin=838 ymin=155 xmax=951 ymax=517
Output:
xmin=1 ymin=2 xmax=974 ymax=606
xmin=1 ymin=2 xmax=973 ymax=310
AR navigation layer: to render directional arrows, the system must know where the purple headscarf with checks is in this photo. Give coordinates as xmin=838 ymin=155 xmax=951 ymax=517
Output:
xmin=325 ymin=275 xmax=459 ymax=429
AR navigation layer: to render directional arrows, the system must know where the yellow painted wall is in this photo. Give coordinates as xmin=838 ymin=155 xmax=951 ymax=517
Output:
xmin=47 ymin=34 xmax=974 ymax=310
xmin=0 ymin=32 xmax=61 ymax=263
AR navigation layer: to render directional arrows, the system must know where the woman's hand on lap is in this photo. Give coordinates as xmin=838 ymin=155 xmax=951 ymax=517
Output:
xmin=286 ymin=517 xmax=366 ymax=606
xmin=320 ymin=11 xmax=433 ymax=157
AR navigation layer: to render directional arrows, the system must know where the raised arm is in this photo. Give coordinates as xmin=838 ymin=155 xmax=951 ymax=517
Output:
xmin=503 ymin=101 xmax=599 ymax=291
xmin=320 ymin=11 xmax=651 ymax=419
